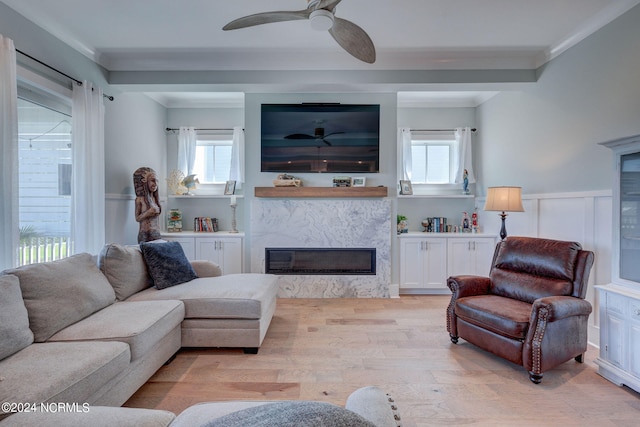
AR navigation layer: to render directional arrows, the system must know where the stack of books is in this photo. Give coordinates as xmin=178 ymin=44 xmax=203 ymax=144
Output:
xmin=194 ymin=217 xmax=218 ymax=232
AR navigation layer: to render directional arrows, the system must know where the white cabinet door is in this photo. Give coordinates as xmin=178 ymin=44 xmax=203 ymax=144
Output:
xmin=399 ymin=237 xmax=447 ymax=290
xmin=447 ymin=237 xmax=496 ymax=277
xmin=604 ymin=312 xmax=625 ymax=369
xmin=472 ymin=238 xmax=497 ymax=276
xmin=215 ymin=237 xmax=243 ymax=274
xmin=195 ymin=237 xmax=242 ymax=274
xmin=422 ymin=238 xmax=448 ymax=289
xmin=399 ymin=238 xmax=425 ymax=288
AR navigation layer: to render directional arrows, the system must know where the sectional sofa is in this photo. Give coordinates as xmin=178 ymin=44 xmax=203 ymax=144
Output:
xmin=0 ymin=241 xmax=279 ymax=422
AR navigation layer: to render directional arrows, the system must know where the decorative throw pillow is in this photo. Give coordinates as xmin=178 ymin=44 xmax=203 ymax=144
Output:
xmin=5 ymin=253 xmax=116 ymax=342
xmin=140 ymin=241 xmax=198 ymax=290
xmin=98 ymin=243 xmax=153 ymax=300
xmin=202 ymin=401 xmax=377 ymax=427
xmin=0 ymin=274 xmax=34 ymax=360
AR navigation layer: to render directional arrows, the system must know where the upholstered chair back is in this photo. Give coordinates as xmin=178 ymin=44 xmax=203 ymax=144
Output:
xmin=488 ymin=236 xmax=593 ymax=303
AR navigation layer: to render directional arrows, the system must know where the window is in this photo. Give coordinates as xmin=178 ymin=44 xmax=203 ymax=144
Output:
xmin=192 ymin=135 xmax=233 ymax=184
xmin=410 ymin=134 xmax=456 ymax=184
xmin=17 ymin=83 xmax=73 ymax=265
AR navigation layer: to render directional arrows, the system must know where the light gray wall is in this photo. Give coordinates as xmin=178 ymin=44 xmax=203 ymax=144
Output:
xmin=105 ymin=93 xmax=167 ymax=196
xmin=103 ymin=93 xmax=167 ymax=245
xmin=476 ymin=4 xmax=640 ymax=196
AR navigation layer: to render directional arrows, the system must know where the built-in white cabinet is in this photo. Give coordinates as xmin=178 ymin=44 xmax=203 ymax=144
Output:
xmin=399 ymin=236 xmax=448 ymax=290
xmin=399 ymin=233 xmax=497 ymax=292
xmin=161 ymin=232 xmax=243 ymax=275
xmin=596 ymin=134 xmax=640 ymax=393
xmin=596 ymin=285 xmax=640 ymax=392
xmin=447 ymin=236 xmax=496 ymax=277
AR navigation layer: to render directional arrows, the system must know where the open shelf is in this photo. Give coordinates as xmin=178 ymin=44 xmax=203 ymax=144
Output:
xmin=254 ymin=186 xmax=388 ymax=198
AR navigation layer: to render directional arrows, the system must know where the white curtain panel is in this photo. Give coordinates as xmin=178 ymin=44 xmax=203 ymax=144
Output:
xmin=71 ymin=81 xmax=105 ymax=255
xmin=230 ymin=125 xmax=245 ymax=184
xmin=177 ymin=126 xmax=197 ymax=175
xmin=399 ymin=127 xmax=412 ymax=181
xmin=454 ymin=127 xmax=476 ymax=184
xmin=0 ymin=34 xmax=18 ymax=270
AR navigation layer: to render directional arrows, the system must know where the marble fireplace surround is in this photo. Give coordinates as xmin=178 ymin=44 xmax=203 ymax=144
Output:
xmin=251 ymin=198 xmax=392 ymax=298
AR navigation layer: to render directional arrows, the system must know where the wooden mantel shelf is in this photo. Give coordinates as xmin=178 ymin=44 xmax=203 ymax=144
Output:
xmin=255 ymin=186 xmax=388 ymax=198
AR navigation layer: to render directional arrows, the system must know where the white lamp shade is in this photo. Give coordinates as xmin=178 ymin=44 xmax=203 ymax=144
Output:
xmin=484 ymin=186 xmax=524 ymax=212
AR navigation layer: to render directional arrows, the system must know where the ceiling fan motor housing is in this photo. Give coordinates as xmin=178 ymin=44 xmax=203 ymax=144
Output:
xmin=310 ymin=9 xmax=335 ymax=31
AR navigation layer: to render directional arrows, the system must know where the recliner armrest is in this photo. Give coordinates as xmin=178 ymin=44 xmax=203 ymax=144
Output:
xmin=530 ymin=296 xmax=592 ymax=322
xmin=447 ymin=275 xmax=491 ymax=298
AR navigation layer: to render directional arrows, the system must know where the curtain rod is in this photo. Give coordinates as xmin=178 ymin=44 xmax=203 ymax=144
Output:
xmin=16 ymin=49 xmax=114 ymax=101
xmin=165 ymin=127 xmax=239 ymax=132
xmin=411 ymin=128 xmax=477 ymax=132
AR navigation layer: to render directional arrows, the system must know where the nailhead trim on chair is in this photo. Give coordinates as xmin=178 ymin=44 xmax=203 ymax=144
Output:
xmin=531 ymin=306 xmax=549 ymax=376
xmin=386 ymin=393 xmax=402 ymax=426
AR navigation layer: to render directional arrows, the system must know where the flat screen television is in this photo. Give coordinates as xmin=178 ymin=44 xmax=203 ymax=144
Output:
xmin=261 ymin=103 xmax=380 ymax=173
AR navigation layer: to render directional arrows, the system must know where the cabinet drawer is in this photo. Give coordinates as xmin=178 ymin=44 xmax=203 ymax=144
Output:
xmin=606 ymin=292 xmax=627 ymax=315
xmin=630 ymin=300 xmax=640 ymax=321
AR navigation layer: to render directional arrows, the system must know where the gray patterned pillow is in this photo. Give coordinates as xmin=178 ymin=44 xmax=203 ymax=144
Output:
xmin=202 ymin=401 xmax=377 ymax=427
xmin=140 ymin=241 xmax=198 ymax=289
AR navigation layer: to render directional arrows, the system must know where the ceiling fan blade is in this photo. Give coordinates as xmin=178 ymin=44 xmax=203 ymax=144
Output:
xmin=284 ymin=133 xmax=315 ymax=140
xmin=329 ymin=17 xmax=376 ymax=64
xmin=316 ymin=0 xmax=342 ymax=11
xmin=323 ymin=131 xmax=344 ymax=138
xmin=223 ymin=10 xmax=310 ymax=31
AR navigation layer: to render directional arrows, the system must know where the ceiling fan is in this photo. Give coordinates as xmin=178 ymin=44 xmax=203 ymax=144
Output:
xmin=284 ymin=127 xmax=344 ymax=146
xmin=222 ymin=0 xmax=376 ymax=64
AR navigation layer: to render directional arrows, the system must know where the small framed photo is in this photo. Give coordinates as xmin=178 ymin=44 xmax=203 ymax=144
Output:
xmin=351 ymin=177 xmax=366 ymax=187
xmin=224 ymin=180 xmax=236 ymax=195
xmin=399 ymin=180 xmax=413 ymax=195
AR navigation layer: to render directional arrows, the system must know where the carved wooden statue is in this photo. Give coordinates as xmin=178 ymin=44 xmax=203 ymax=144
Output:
xmin=133 ymin=166 xmax=161 ymax=243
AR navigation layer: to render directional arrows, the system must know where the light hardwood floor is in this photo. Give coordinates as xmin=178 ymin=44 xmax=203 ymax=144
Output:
xmin=125 ymin=296 xmax=640 ymax=426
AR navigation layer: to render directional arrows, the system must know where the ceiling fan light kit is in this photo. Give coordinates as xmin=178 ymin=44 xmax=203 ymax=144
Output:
xmin=222 ymin=0 xmax=376 ymax=64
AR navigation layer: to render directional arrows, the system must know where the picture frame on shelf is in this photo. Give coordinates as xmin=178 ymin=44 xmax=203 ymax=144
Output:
xmin=399 ymin=180 xmax=413 ymax=195
xmin=224 ymin=180 xmax=236 ymax=195
xmin=351 ymin=177 xmax=366 ymax=187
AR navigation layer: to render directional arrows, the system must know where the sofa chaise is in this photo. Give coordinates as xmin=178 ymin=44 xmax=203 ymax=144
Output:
xmin=0 ymin=241 xmax=278 ymax=421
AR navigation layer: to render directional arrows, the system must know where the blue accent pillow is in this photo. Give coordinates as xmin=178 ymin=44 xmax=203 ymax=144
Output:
xmin=140 ymin=241 xmax=198 ymax=289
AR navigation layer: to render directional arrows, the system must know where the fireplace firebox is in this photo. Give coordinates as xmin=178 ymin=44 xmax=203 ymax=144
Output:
xmin=265 ymin=248 xmax=376 ymax=275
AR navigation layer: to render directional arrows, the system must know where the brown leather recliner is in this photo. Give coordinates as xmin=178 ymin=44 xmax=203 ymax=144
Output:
xmin=446 ymin=236 xmax=594 ymax=383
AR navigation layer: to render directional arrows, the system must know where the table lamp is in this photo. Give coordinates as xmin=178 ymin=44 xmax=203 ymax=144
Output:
xmin=484 ymin=186 xmax=524 ymax=240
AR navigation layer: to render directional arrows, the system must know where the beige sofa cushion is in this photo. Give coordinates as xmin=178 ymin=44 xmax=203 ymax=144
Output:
xmin=48 ymin=300 xmax=185 ymax=361
xmin=126 ymin=274 xmax=278 ymax=320
xmin=0 ymin=341 xmax=129 ymax=419
xmin=5 ymin=253 xmax=116 ymax=342
xmin=0 ymin=275 xmax=34 ymax=360
xmin=0 ymin=406 xmax=175 ymax=427
xmin=98 ymin=243 xmax=152 ymax=300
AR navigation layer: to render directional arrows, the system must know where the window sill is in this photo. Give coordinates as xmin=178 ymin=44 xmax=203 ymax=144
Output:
xmin=398 ymin=194 xmax=474 ymax=199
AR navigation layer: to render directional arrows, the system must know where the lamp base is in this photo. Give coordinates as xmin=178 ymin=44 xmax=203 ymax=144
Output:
xmin=499 ymin=211 xmax=508 ymax=240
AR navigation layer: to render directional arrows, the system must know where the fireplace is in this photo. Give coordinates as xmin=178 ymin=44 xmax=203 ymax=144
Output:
xmin=265 ymin=248 xmax=376 ymax=275
xmin=251 ymin=199 xmax=391 ymax=297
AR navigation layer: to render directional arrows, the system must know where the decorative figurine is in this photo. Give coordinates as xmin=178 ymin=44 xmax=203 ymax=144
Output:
xmin=133 ymin=166 xmax=162 ymax=243
xmin=461 ymin=211 xmax=470 ymax=232
xmin=462 ymin=169 xmax=470 ymax=194
xmin=471 ymin=208 xmax=479 ymax=233
xmin=166 ymin=169 xmax=187 ymax=195
xmin=181 ymin=174 xmax=199 ymax=195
